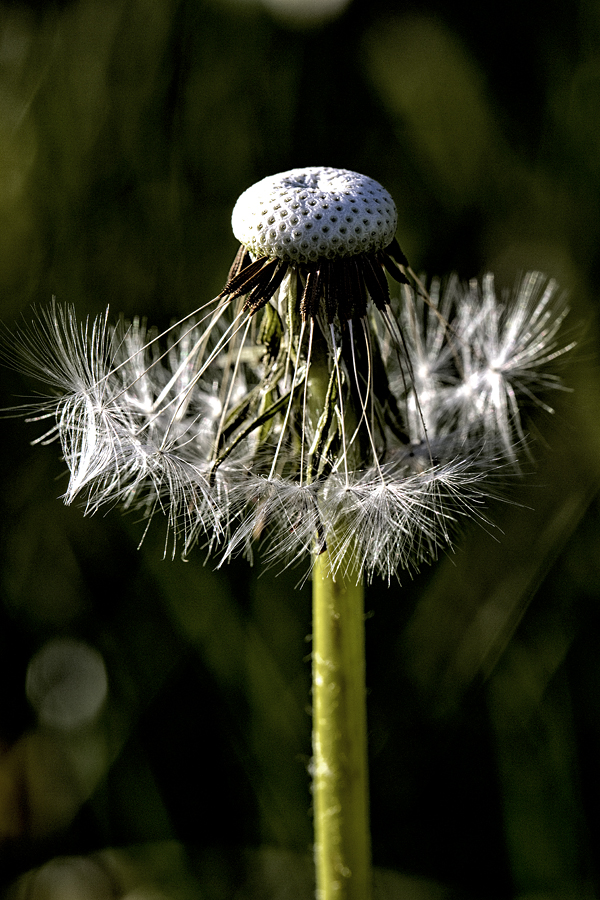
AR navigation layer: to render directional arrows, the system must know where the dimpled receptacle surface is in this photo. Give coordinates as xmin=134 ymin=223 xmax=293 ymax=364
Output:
xmin=231 ymin=166 xmax=398 ymax=264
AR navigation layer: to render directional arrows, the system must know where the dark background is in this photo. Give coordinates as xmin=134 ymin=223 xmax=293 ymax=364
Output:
xmin=0 ymin=0 xmax=599 ymax=896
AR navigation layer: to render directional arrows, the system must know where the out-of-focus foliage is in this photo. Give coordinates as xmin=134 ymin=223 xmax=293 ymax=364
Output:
xmin=0 ymin=0 xmax=599 ymax=897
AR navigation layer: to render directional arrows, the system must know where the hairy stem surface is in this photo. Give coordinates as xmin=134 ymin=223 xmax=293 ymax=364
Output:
xmin=312 ymin=551 xmax=370 ymax=900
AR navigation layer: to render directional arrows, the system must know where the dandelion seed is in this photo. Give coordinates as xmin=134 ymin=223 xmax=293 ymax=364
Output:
xmin=2 ymin=167 xmax=573 ymax=580
xmin=447 ymin=272 xmax=575 ymax=462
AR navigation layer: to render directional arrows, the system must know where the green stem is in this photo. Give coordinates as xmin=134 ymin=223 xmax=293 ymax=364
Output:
xmin=312 ymin=549 xmax=371 ymax=900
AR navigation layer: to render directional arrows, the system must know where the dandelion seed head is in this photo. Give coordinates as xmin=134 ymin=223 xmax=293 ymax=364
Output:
xmin=231 ymin=166 xmax=398 ymax=264
xmin=2 ymin=160 xmax=574 ymax=583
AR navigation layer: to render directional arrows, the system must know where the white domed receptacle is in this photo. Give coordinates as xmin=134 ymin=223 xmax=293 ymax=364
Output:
xmin=231 ymin=166 xmax=398 ymax=264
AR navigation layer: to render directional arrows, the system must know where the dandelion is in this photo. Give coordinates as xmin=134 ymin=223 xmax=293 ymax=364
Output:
xmin=3 ymin=167 xmax=574 ymax=900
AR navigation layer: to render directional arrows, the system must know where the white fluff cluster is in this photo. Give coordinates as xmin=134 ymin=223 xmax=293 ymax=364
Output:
xmin=231 ymin=167 xmax=398 ymax=263
xmin=5 ymin=271 xmax=573 ymax=582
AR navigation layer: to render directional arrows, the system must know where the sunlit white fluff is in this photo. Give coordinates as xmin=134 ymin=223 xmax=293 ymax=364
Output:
xmin=318 ymin=455 xmax=493 ymax=583
xmin=4 ymin=270 xmax=573 ymax=582
xmin=5 ymin=303 xmax=222 ymax=550
xmin=451 ymin=272 xmax=575 ymax=460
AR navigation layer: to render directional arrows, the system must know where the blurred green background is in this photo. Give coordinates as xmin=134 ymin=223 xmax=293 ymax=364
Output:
xmin=1 ymin=0 xmax=600 ymax=897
